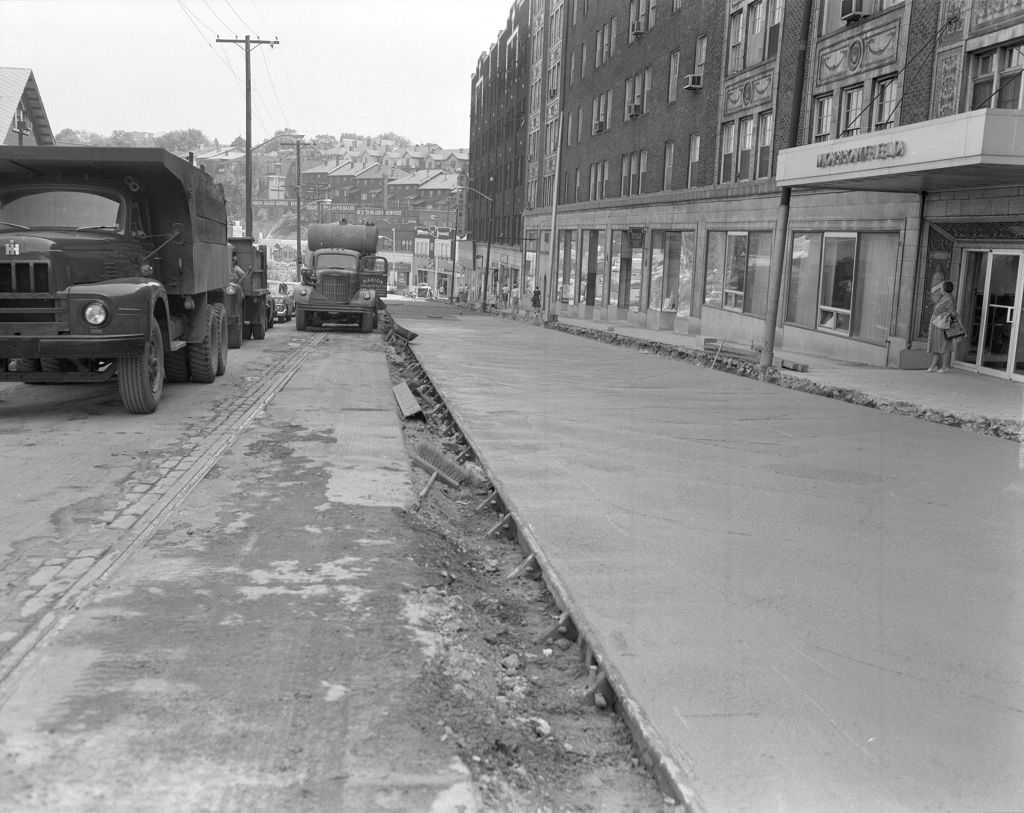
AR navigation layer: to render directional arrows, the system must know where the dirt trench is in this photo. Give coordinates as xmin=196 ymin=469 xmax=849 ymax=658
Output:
xmin=383 ymin=327 xmax=673 ymax=812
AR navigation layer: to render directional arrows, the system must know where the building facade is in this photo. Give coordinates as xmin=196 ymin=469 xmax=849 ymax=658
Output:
xmin=471 ymin=0 xmax=1024 ymax=382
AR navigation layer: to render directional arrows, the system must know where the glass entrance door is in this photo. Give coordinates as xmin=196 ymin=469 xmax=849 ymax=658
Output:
xmin=959 ymin=250 xmax=1024 ymax=380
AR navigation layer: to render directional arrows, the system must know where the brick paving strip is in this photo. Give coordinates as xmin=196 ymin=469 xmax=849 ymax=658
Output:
xmin=0 ymin=335 xmax=326 ymax=700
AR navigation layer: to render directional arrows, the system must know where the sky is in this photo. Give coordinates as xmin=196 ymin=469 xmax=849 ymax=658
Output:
xmin=1 ymin=0 xmax=515 ymax=149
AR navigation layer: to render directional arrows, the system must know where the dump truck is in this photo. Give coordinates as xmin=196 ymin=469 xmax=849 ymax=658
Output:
xmin=227 ymin=235 xmax=273 ymax=346
xmin=295 ymin=223 xmax=388 ymax=332
xmin=0 ymin=146 xmax=236 ymax=413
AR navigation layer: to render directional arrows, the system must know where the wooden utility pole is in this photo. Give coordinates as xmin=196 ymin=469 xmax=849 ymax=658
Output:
xmin=286 ymin=139 xmax=307 ymax=281
xmin=217 ymin=34 xmax=278 ymax=238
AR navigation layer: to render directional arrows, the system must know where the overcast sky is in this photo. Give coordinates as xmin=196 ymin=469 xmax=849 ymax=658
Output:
xmin=1 ymin=0 xmax=514 ymax=148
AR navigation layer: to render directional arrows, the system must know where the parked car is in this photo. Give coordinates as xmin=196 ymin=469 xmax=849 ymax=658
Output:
xmin=270 ymin=282 xmax=297 ymax=322
xmin=415 ymin=283 xmax=433 ymax=299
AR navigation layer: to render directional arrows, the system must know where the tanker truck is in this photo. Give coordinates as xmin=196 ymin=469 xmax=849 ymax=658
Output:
xmin=0 ymin=146 xmax=236 ymax=413
xmin=294 ymin=222 xmax=388 ymax=333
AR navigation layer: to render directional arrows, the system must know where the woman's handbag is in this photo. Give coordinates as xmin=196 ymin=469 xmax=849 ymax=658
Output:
xmin=944 ymin=313 xmax=966 ymax=340
xmin=931 ymin=311 xmax=952 ymax=329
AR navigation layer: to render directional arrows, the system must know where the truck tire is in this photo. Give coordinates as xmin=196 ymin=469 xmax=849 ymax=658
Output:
xmin=251 ymin=316 xmax=266 ymax=340
xmin=360 ymin=311 xmax=374 ymax=333
xmin=188 ymin=306 xmax=217 ymax=384
xmin=227 ymin=316 xmax=243 ymax=349
xmin=212 ymin=303 xmax=228 ymax=376
xmin=164 ymin=348 xmax=189 ymax=383
xmin=119 ymin=322 xmax=165 ymax=414
xmin=295 ymin=308 xmax=307 ymax=332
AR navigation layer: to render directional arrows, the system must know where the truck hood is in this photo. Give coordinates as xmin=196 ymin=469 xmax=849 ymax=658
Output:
xmin=1 ymin=229 xmax=150 ymax=284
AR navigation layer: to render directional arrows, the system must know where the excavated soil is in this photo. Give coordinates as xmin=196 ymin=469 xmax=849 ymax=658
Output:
xmin=384 ymin=336 xmax=673 ymax=812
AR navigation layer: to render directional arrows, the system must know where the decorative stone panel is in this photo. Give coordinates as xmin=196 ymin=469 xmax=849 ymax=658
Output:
xmin=723 ymin=71 xmax=774 ymax=115
xmin=932 ymin=47 xmax=963 ymax=118
xmin=815 ymin=24 xmax=900 ymax=87
xmin=971 ymin=0 xmax=1024 ymax=31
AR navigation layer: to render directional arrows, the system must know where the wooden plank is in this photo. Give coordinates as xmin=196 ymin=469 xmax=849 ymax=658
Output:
xmin=392 ymin=381 xmax=423 ymax=419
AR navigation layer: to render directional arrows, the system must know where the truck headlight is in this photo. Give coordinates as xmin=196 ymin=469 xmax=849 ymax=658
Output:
xmin=361 ymin=291 xmax=372 ymax=300
xmin=83 ymin=300 xmax=109 ymax=326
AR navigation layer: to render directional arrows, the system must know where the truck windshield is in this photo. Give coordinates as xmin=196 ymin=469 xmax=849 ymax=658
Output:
xmin=315 ymin=252 xmax=358 ymax=271
xmin=0 ymin=189 xmax=123 ymax=231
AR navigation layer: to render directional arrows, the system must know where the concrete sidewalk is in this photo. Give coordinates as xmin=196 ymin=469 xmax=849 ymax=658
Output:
xmin=392 ymin=308 xmax=1024 ymax=812
xmin=537 ymin=311 xmax=1023 ymax=441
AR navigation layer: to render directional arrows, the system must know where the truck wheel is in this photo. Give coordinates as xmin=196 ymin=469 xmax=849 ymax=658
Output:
xmin=119 ymin=322 xmax=165 ymax=414
xmin=360 ymin=311 xmax=374 ymax=333
xmin=188 ymin=306 xmax=217 ymax=384
xmin=164 ymin=348 xmax=189 ymax=383
xmin=227 ymin=317 xmax=243 ymax=349
xmin=212 ymin=303 xmax=228 ymax=376
xmin=251 ymin=316 xmax=266 ymax=340
xmin=295 ymin=308 xmax=307 ymax=331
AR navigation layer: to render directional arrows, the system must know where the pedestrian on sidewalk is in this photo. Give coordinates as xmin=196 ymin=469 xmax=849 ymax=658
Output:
xmin=927 ymin=280 xmax=960 ymax=373
xmin=531 ymin=286 xmax=542 ymax=316
xmin=511 ymin=285 xmax=521 ymax=314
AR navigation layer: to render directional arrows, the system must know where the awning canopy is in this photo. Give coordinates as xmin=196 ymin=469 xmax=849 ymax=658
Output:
xmin=776 ymin=108 xmax=1024 ymax=193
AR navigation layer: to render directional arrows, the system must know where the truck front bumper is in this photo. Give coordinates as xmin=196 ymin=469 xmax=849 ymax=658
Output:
xmin=0 ymin=333 xmax=147 ymax=359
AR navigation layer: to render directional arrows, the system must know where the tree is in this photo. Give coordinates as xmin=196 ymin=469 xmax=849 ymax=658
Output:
xmin=377 ymin=132 xmax=411 ymax=147
xmin=54 ymin=128 xmax=105 ymax=146
xmin=154 ymin=129 xmax=210 ymax=153
xmin=230 ymin=135 xmax=246 ymax=150
xmin=107 ymin=130 xmax=141 ymax=147
xmin=314 ymin=134 xmax=338 ymax=150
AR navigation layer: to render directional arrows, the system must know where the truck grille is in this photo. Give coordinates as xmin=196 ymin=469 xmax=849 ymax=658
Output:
xmin=0 ymin=260 xmax=58 ymax=323
xmin=0 ymin=260 xmax=51 ymax=293
xmin=321 ymin=274 xmax=352 ymax=302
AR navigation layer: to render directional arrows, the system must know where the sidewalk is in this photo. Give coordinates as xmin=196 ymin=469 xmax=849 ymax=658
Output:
xmin=392 ymin=307 xmax=1024 ymax=812
xmin=497 ymin=307 xmax=1023 ymax=441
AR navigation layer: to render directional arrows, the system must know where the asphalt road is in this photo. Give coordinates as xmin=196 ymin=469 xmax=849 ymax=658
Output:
xmin=0 ymin=327 xmax=478 ymax=811
xmin=390 ymin=304 xmax=1024 ymax=813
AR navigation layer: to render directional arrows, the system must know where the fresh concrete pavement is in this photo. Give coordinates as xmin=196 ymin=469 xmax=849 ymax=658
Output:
xmin=388 ymin=303 xmax=1024 ymax=813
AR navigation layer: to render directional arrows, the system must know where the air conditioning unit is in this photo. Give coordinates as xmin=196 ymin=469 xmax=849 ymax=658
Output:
xmin=841 ymin=0 xmax=867 ymax=21
xmin=593 ymin=120 xmax=606 ymax=134
xmin=683 ymin=74 xmax=702 ymax=90
xmin=549 ymin=88 xmax=558 ymax=98
xmin=627 ymin=103 xmax=641 ymax=118
xmin=630 ymin=19 xmax=645 ymax=36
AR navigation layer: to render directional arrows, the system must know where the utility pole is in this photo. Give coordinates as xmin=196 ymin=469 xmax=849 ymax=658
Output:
xmin=287 ymin=138 xmax=307 ymax=282
xmin=217 ymin=34 xmax=278 ymax=238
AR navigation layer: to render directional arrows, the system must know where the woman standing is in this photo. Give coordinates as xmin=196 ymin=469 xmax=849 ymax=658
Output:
xmin=927 ymin=280 xmax=958 ymax=373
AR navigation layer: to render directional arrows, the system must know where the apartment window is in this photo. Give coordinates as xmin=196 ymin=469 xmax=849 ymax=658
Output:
xmin=644 ymin=67 xmax=653 ymax=112
xmin=630 ymin=152 xmax=640 ymax=194
xmin=580 ymin=42 xmax=588 ymax=79
xmin=821 ymin=1 xmax=906 ymax=35
xmin=999 ymin=46 xmax=1024 ymax=108
xmin=664 ymin=141 xmax=675 ymax=191
xmin=629 ymin=0 xmax=657 ymax=37
xmin=704 ymin=230 xmax=772 ymax=315
xmin=971 ymin=51 xmax=996 ymax=109
xmin=840 ymin=85 xmax=864 ymax=136
xmin=813 ymin=94 xmax=833 ymax=142
xmin=720 ymin=121 xmax=736 ymax=182
xmin=668 ymin=50 xmax=680 ymax=102
xmin=737 ymin=117 xmax=754 ymax=181
xmin=755 ymin=111 xmax=773 ymax=179
xmin=694 ymin=35 xmax=707 ymax=76
xmin=569 ymin=52 xmax=576 ymax=86
xmin=673 ymin=0 xmax=683 ymax=8
xmin=746 ymin=1 xmax=766 ymax=66
xmin=620 ymin=154 xmax=630 ymax=196
xmin=639 ymin=149 xmax=648 ymax=193
xmin=625 ymin=69 xmax=652 ymax=118
xmin=688 ymin=134 xmax=701 ymax=187
xmin=766 ymin=0 xmax=780 ymax=58
xmin=574 ymin=168 xmax=581 ymax=203
xmin=872 ymin=76 xmax=897 ymax=130
xmin=728 ymin=11 xmax=744 ymax=73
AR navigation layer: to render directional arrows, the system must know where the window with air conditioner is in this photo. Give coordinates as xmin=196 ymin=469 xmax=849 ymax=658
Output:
xmin=684 ymin=74 xmax=702 ymax=89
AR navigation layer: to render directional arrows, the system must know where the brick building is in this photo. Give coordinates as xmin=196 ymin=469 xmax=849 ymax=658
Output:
xmin=472 ymin=0 xmax=1024 ymax=381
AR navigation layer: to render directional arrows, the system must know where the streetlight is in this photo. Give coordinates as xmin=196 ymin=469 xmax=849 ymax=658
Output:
xmin=455 ymin=185 xmax=494 ymax=311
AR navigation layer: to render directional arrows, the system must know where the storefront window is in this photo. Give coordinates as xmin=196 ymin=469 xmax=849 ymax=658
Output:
xmin=704 ymin=230 xmax=771 ymax=315
xmin=679 ymin=231 xmax=695 ymax=317
xmin=559 ymin=230 xmax=577 ymax=303
xmin=609 ymin=231 xmax=621 ymax=307
xmin=704 ymin=231 xmax=725 ymax=308
xmin=580 ymin=230 xmax=603 ymax=306
xmin=787 ymin=232 xmax=822 ymax=327
xmin=788 ymin=230 xmax=897 ymax=343
xmin=650 ymin=233 xmax=665 ymax=310
xmin=851 ymin=233 xmax=897 ymax=342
